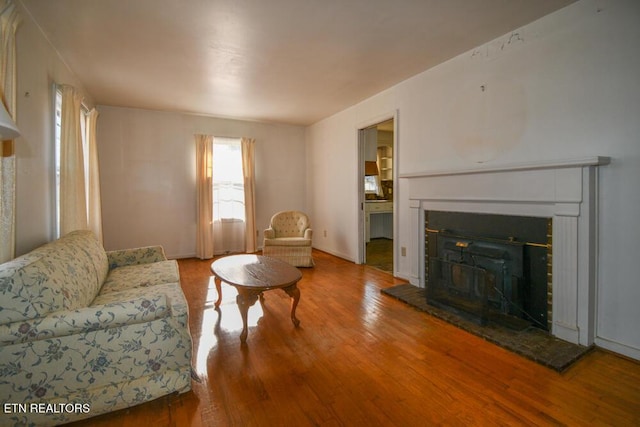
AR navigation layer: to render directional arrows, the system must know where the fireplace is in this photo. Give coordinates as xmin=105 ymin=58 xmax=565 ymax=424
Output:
xmin=402 ymin=156 xmax=609 ymax=346
xmin=425 ymin=211 xmax=550 ymax=330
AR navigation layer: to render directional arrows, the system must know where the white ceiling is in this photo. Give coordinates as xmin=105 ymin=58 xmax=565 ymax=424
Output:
xmin=21 ymin=0 xmax=576 ymax=126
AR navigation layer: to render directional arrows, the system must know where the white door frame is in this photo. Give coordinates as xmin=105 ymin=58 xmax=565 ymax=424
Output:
xmin=356 ymin=110 xmax=398 ymax=267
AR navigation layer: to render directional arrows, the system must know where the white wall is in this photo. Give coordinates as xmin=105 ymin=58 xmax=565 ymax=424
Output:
xmin=306 ymin=0 xmax=640 ymax=359
xmin=14 ymin=1 xmax=94 ymax=256
xmin=97 ymin=106 xmax=306 ymax=258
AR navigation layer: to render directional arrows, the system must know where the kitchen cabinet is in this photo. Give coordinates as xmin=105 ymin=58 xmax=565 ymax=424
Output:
xmin=365 ymin=201 xmax=393 ymax=242
xmin=364 ymin=127 xmax=378 ymax=161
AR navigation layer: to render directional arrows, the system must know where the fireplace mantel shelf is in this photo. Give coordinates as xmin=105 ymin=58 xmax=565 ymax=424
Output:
xmin=399 ymin=156 xmax=610 ymax=179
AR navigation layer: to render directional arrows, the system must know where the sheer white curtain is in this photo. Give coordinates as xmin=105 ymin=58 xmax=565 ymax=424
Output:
xmin=85 ymin=108 xmax=103 ymax=242
xmin=212 ymin=138 xmax=244 ymax=254
xmin=241 ymin=138 xmax=257 ymax=253
xmin=0 ymin=0 xmax=19 ymax=263
xmin=195 ymin=134 xmax=214 ymax=259
xmin=59 ymin=85 xmax=87 ymax=236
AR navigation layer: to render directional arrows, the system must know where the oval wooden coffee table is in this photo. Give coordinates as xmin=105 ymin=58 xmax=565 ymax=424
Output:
xmin=211 ymin=254 xmax=302 ymax=343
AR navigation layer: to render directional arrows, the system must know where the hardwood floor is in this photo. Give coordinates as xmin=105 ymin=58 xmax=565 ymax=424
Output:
xmin=366 ymin=238 xmax=393 ymax=273
xmin=68 ymin=250 xmax=640 ymax=426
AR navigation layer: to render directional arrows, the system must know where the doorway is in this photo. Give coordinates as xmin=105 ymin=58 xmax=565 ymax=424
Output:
xmin=358 ymin=117 xmax=395 ymax=273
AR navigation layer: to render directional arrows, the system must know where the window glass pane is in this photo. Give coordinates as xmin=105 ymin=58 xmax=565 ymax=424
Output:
xmin=212 ymin=138 xmax=245 ymax=221
xmin=54 ymin=89 xmax=62 ymax=238
xmin=364 ymin=175 xmax=379 ymax=194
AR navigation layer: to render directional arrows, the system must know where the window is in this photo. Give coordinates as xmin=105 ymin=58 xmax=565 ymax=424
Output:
xmin=212 ymin=137 xmax=244 ymax=222
xmin=54 ymin=89 xmax=62 ymax=237
xmin=364 ymin=175 xmax=381 ymax=195
xmin=196 ymin=134 xmax=255 ymax=257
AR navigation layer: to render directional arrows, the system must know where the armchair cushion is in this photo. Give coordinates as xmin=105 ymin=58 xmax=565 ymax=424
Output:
xmin=267 ymin=210 xmax=311 ymax=238
xmin=263 ymin=237 xmax=311 ymax=247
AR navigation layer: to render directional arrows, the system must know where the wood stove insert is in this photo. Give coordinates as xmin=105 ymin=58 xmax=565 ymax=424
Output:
xmin=425 ymin=211 xmax=551 ymax=330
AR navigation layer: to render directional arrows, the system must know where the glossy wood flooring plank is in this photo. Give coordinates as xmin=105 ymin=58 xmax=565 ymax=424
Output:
xmin=65 ymin=250 xmax=640 ymax=426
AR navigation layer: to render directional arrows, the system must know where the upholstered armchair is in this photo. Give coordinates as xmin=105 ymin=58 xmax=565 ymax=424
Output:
xmin=263 ymin=210 xmax=314 ymax=267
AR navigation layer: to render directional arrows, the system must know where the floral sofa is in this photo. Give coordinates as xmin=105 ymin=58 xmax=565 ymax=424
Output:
xmin=0 ymin=230 xmax=192 ymax=426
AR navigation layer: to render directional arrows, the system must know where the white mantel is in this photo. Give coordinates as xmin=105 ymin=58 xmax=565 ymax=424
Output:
xmin=401 ymin=157 xmax=610 ymax=346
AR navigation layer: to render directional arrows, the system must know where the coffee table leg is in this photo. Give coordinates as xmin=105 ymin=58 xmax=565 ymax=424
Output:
xmin=283 ymin=284 xmax=301 ymax=327
xmin=214 ymin=276 xmax=223 ymax=308
xmin=236 ymin=290 xmax=260 ymax=343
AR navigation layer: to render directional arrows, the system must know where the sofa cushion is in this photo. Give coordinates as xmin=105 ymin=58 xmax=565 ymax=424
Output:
xmin=64 ymin=230 xmax=110 ymax=289
xmin=99 ymin=260 xmax=180 ymax=295
xmin=0 ymin=231 xmax=110 ymax=325
xmin=35 ymin=231 xmax=107 ymax=310
xmin=92 ymin=282 xmax=189 ymax=330
xmin=45 ymin=230 xmax=109 ymax=296
xmin=107 ymin=246 xmax=168 ymax=269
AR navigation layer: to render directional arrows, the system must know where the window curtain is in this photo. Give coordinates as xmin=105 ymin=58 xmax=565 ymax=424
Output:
xmin=212 ymin=217 xmax=245 ymax=254
xmin=241 ymin=137 xmax=257 ymax=253
xmin=85 ymin=108 xmax=103 ymax=242
xmin=0 ymin=0 xmax=19 ymax=263
xmin=195 ymin=134 xmax=214 ymax=259
xmin=59 ymin=85 xmax=87 ymax=236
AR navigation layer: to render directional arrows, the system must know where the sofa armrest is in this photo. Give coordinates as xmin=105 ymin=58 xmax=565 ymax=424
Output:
xmin=264 ymin=228 xmax=275 ymax=239
xmin=107 ymin=245 xmax=167 ymax=269
xmin=304 ymin=228 xmax=313 ymax=240
xmin=0 ymin=295 xmax=169 ymax=346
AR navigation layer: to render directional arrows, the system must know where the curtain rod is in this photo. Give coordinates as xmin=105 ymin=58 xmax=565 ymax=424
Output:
xmin=53 ymin=83 xmax=92 ymax=113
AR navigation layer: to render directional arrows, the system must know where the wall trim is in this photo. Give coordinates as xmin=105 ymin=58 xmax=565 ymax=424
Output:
xmin=400 ymin=156 xmax=610 ymax=179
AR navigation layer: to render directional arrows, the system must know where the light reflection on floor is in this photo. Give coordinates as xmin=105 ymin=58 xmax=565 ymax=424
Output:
xmin=194 ymin=277 xmax=264 ymax=376
xmin=360 ymin=283 xmax=381 ymax=326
